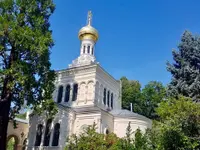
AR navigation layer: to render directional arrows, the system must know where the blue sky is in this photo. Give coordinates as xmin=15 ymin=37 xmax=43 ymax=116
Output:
xmin=50 ymin=0 xmax=200 ymax=86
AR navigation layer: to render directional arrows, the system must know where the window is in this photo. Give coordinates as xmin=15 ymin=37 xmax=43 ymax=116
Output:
xmin=52 ymin=123 xmax=60 ymax=146
xmin=35 ymin=124 xmax=43 ymax=146
xmin=57 ymin=86 xmax=63 ymax=103
xmin=83 ymin=46 xmax=86 ymax=53
xmin=103 ymin=88 xmax=106 ymax=105
xmin=111 ymin=93 xmax=113 ymax=109
xmin=106 ymin=129 xmax=109 ymax=135
xmin=72 ymin=84 xmax=78 ymax=101
xmin=107 ymin=91 xmax=110 ymax=107
xmin=22 ymin=138 xmax=27 ymax=150
xmin=43 ymin=119 xmax=52 ymax=146
xmin=64 ymin=85 xmax=70 ymax=102
xmin=87 ymin=46 xmax=90 ymax=54
xmin=91 ymin=47 xmax=94 ymax=55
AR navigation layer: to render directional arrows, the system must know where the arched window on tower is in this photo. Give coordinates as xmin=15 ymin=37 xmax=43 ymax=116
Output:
xmin=57 ymin=86 xmax=63 ymax=103
xmin=87 ymin=45 xmax=90 ymax=54
xmin=43 ymin=119 xmax=52 ymax=146
xmin=91 ymin=47 xmax=94 ymax=55
xmin=103 ymin=88 xmax=106 ymax=105
xmin=107 ymin=91 xmax=110 ymax=107
xmin=83 ymin=46 xmax=86 ymax=53
xmin=64 ymin=85 xmax=70 ymax=102
xmin=111 ymin=93 xmax=113 ymax=109
xmin=72 ymin=84 xmax=78 ymax=101
xmin=52 ymin=123 xmax=60 ymax=146
xmin=35 ymin=124 xmax=43 ymax=146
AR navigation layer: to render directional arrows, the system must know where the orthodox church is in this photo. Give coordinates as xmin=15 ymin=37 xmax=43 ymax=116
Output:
xmin=27 ymin=11 xmax=151 ymax=150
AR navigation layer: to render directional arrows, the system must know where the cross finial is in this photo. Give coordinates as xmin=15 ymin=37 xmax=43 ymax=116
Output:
xmin=87 ymin=11 xmax=92 ymax=26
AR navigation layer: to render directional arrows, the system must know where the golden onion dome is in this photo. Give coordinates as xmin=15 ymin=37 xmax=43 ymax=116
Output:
xmin=78 ymin=11 xmax=99 ymax=42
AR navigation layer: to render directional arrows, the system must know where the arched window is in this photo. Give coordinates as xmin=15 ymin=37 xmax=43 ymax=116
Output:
xmin=7 ymin=135 xmax=19 ymax=150
xmin=106 ymin=129 xmax=109 ymax=135
xmin=87 ymin=46 xmax=90 ymax=54
xmin=35 ymin=124 xmax=43 ymax=146
xmin=52 ymin=123 xmax=60 ymax=146
xmin=95 ymin=82 xmax=100 ymax=102
xmin=57 ymin=86 xmax=63 ymax=103
xmin=91 ymin=47 xmax=94 ymax=55
xmin=83 ymin=46 xmax=86 ymax=53
xmin=64 ymin=85 xmax=70 ymax=102
xmin=111 ymin=93 xmax=113 ymax=109
xmin=72 ymin=84 xmax=78 ymax=101
xmin=43 ymin=119 xmax=52 ymax=146
xmin=103 ymin=88 xmax=106 ymax=105
xmin=22 ymin=138 xmax=27 ymax=150
xmin=107 ymin=91 xmax=110 ymax=107
xmin=104 ymin=128 xmax=109 ymax=135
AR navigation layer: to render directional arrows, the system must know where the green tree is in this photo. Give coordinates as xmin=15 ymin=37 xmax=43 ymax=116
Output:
xmin=66 ymin=123 xmax=120 ymax=150
xmin=0 ymin=0 xmax=56 ymax=149
xmin=120 ymin=77 xmax=142 ymax=112
xmin=141 ymin=81 xmax=166 ymax=119
xmin=156 ymin=96 xmax=200 ymax=149
xmin=118 ymin=121 xmax=134 ymax=150
xmin=134 ymin=129 xmax=150 ymax=150
xmin=121 ymin=77 xmax=165 ymax=119
xmin=167 ymin=31 xmax=200 ymax=102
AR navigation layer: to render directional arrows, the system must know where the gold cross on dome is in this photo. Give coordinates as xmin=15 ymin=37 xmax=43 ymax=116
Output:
xmin=87 ymin=11 xmax=92 ymax=26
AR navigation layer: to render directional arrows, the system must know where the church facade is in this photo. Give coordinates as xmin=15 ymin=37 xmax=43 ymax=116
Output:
xmin=27 ymin=11 xmax=151 ymax=150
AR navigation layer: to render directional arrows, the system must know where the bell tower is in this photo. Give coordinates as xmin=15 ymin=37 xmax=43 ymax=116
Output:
xmin=69 ymin=11 xmax=99 ymax=68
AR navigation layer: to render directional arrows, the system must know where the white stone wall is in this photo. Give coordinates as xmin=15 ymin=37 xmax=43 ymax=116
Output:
xmin=53 ymin=64 xmax=121 ymax=110
xmin=113 ymin=117 xmax=152 ymax=138
xmin=28 ymin=114 xmax=46 ymax=147
xmin=101 ymin=111 xmax=114 ymax=134
xmin=74 ymin=113 xmax=101 ymax=135
xmin=54 ymin=65 xmax=96 ymax=107
xmin=28 ymin=109 xmax=71 ymax=149
xmin=95 ymin=65 xmax=121 ymax=110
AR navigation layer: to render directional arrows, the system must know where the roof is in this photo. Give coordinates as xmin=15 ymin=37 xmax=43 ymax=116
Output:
xmin=109 ymin=109 xmax=150 ymax=121
xmin=73 ymin=106 xmax=101 ymax=114
xmin=58 ymin=103 xmax=101 ymax=114
xmin=58 ymin=104 xmax=150 ymax=122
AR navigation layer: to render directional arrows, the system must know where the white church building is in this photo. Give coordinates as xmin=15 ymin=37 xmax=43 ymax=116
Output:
xmin=27 ymin=11 xmax=151 ymax=150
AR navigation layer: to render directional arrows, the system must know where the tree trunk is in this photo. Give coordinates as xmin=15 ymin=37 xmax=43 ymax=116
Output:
xmin=0 ymin=77 xmax=12 ymax=150
xmin=0 ymin=43 xmax=16 ymax=149
xmin=0 ymin=97 xmax=11 ymax=150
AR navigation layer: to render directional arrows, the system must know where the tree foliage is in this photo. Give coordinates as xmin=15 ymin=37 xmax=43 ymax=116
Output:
xmin=121 ymin=77 xmax=166 ymax=119
xmin=0 ymin=0 xmax=56 ymax=149
xmin=156 ymin=96 xmax=200 ymax=149
xmin=140 ymin=81 xmax=166 ymax=119
xmin=66 ymin=123 xmax=119 ymax=150
xmin=167 ymin=31 xmax=200 ymax=102
xmin=120 ymin=77 xmax=141 ymax=111
xmin=0 ymin=0 xmax=56 ymax=116
xmin=66 ymin=123 xmax=154 ymax=150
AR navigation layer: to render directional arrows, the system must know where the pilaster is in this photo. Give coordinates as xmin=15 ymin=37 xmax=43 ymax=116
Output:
xmin=69 ymin=83 xmax=74 ymax=103
xmin=62 ymin=86 xmax=66 ymax=102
